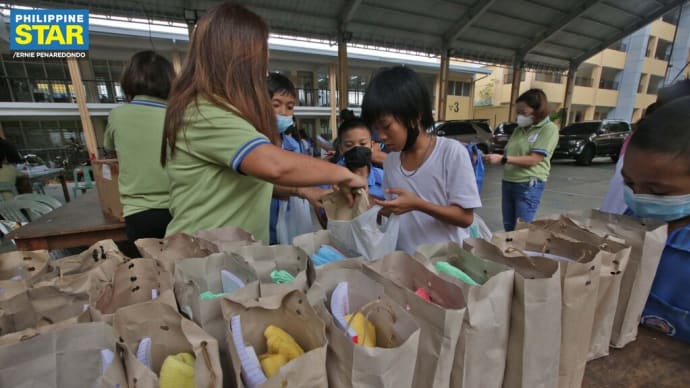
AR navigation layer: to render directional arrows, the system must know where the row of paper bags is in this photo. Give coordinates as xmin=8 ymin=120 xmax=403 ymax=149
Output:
xmin=0 ymin=208 xmax=667 ymax=388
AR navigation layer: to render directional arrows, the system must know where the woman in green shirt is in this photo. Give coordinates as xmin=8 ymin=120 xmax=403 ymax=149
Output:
xmin=161 ymin=3 xmax=365 ymax=242
xmin=484 ymin=89 xmax=559 ymax=231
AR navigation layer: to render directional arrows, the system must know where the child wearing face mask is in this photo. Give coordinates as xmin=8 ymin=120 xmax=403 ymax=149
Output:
xmin=621 ymin=96 xmax=690 ymax=343
xmin=483 ymin=88 xmax=559 ymax=231
xmin=361 ymin=66 xmax=481 ymax=254
xmin=267 ymin=72 xmax=331 ymax=244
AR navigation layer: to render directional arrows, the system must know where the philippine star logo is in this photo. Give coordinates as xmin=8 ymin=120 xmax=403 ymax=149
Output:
xmin=10 ymin=9 xmax=89 ymax=58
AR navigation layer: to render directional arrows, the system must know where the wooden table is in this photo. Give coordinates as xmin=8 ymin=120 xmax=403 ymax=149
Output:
xmin=5 ymin=190 xmax=126 ymax=250
xmin=583 ymin=326 xmax=690 ymax=387
xmin=19 ymin=167 xmax=71 ymax=202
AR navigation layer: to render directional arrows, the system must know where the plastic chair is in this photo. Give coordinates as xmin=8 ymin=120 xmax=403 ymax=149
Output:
xmin=0 ymin=181 xmax=18 ymax=201
xmin=14 ymin=194 xmax=63 ymax=210
xmin=0 ymin=199 xmax=53 ymax=223
xmin=32 ymin=181 xmax=46 ymax=194
xmin=72 ymin=166 xmax=96 ymax=198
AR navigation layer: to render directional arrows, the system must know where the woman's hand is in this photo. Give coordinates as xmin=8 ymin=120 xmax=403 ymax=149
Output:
xmin=483 ymin=153 xmax=504 ymax=165
xmin=297 ymin=187 xmax=332 ymax=209
xmin=336 ymin=173 xmax=367 ymax=207
xmin=373 ymin=188 xmax=421 ymax=215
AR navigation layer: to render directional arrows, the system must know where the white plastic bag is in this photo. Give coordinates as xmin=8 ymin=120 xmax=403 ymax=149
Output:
xmin=276 ymin=197 xmax=315 ymax=245
xmin=469 ymin=213 xmax=493 ymax=240
xmin=327 ymin=205 xmax=399 ymax=260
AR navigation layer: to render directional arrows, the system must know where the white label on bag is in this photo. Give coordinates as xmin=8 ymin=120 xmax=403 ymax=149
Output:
xmin=102 ymin=164 xmax=112 ymax=181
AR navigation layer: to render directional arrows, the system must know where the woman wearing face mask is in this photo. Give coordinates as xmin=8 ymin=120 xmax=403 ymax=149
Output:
xmin=621 ymin=96 xmax=690 ymax=343
xmin=483 ymin=89 xmax=559 ymax=231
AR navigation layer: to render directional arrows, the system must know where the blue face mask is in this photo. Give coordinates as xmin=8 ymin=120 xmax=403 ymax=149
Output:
xmin=623 ymin=186 xmax=690 ymax=222
xmin=276 ymin=114 xmax=294 ymax=133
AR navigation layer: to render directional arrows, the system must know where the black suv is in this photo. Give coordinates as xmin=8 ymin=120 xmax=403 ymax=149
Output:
xmin=554 ymin=120 xmax=631 ymax=165
xmin=434 ymin=120 xmax=492 ymax=154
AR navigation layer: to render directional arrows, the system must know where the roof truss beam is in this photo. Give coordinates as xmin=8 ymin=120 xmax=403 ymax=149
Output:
xmin=518 ymin=0 xmax=604 ymax=57
xmin=573 ymin=0 xmax=685 ymax=64
xmin=339 ymin=0 xmax=363 ymax=32
xmin=442 ymin=0 xmax=497 ymax=48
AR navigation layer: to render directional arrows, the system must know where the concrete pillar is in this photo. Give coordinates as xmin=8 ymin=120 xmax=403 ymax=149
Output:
xmin=337 ymin=35 xmax=348 ymax=111
xmin=437 ymin=50 xmax=450 ymax=121
xmin=608 ymin=25 xmax=650 ymax=121
xmin=562 ymin=64 xmax=576 ymax=127
xmin=433 ymin=74 xmax=441 ymax=120
xmin=666 ymin=2 xmax=690 ymax=84
xmin=584 ymin=105 xmax=595 ymax=120
xmin=67 ymin=58 xmax=98 ymax=159
xmin=508 ymin=59 xmax=523 ymax=120
xmin=78 ymin=59 xmax=99 ymax=103
xmin=328 ymin=63 xmax=337 ymax=139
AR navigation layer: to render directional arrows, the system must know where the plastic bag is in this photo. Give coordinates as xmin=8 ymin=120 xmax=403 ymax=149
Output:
xmin=327 ymin=205 xmax=399 ymax=260
xmin=276 ymin=197 xmax=314 ymax=245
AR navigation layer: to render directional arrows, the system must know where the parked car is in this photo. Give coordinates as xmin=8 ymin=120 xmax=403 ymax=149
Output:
xmin=554 ymin=120 xmax=631 ymax=165
xmin=434 ymin=120 xmax=492 ymax=154
xmin=491 ymin=122 xmax=518 ymax=153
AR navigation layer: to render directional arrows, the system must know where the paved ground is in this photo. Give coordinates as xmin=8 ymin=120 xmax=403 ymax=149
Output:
xmin=476 ymin=157 xmax=618 ymax=232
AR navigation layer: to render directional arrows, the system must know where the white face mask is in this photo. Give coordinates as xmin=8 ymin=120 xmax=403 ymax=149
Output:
xmin=516 ymin=114 xmax=534 ymax=127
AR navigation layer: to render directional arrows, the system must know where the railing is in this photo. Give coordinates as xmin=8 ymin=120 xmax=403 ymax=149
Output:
xmin=295 ymin=88 xmax=366 ymax=107
xmin=0 ymin=77 xmax=125 ymax=103
xmin=598 ymin=79 xmax=620 ymax=90
xmin=574 ymin=76 xmax=593 ymax=87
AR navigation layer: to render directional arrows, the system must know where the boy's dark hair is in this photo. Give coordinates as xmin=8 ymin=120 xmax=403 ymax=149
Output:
xmin=338 ymin=117 xmax=371 ymax=138
xmin=267 ymin=72 xmax=297 ymax=98
xmin=361 ymin=66 xmax=434 ymax=151
xmin=340 ymin=109 xmax=356 ymax=122
xmin=0 ymin=138 xmax=22 ymax=168
xmin=121 ymin=50 xmax=175 ymax=101
xmin=629 ymin=96 xmax=690 ymax=161
xmin=657 ymin=79 xmax=690 ymax=107
xmin=516 ymin=88 xmax=550 ymax=122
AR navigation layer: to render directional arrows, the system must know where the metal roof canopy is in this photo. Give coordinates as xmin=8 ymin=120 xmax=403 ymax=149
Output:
xmin=8 ymin=0 xmax=686 ymax=70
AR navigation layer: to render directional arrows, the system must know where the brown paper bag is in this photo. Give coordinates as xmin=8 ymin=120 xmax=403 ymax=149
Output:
xmin=113 ymin=298 xmax=223 ymax=388
xmin=521 ymin=217 xmax=632 ymax=360
xmin=34 ymin=253 xmax=128 ymax=305
xmin=308 ymin=265 xmax=421 ymax=388
xmin=0 ymin=306 xmax=99 ymax=346
xmin=52 ymin=239 xmax=127 ymax=276
xmin=174 ymin=252 xmax=260 ymax=342
xmin=0 ymin=280 xmax=90 ymax=336
xmin=235 ymin=245 xmax=315 ymax=296
xmin=464 ymin=238 xmax=561 ymax=388
xmin=363 ymin=252 xmax=467 ymax=388
xmin=322 ymin=189 xmax=370 ymax=221
xmin=415 ymin=242 xmax=515 ymax=388
xmin=135 ymin=232 xmax=214 ymax=272
xmin=0 ymin=321 xmax=127 ymax=388
xmin=95 ymin=258 xmax=174 ymax=314
xmin=562 ymin=209 xmax=667 ymax=348
xmin=492 ymin=228 xmax=605 ymax=388
xmin=292 ymin=230 xmax=354 ymax=258
xmin=0 ymin=250 xmax=52 ymax=284
xmin=221 ymin=289 xmax=328 ymax=388
xmin=194 ymin=225 xmax=261 ymax=251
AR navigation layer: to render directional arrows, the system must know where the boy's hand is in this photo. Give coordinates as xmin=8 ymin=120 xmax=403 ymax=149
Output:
xmin=373 ymin=188 xmax=420 ymax=215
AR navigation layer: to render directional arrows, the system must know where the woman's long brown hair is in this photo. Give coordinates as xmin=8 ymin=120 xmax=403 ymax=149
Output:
xmin=161 ymin=3 xmax=278 ymax=166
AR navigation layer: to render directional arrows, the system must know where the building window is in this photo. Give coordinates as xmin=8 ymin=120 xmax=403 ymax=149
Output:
xmin=447 ymin=80 xmax=471 ymax=96
xmin=535 ymin=71 xmax=563 ymax=84
xmin=655 ymin=39 xmax=672 ymax=61
xmin=607 ymin=40 xmax=628 ymax=52
xmin=503 ymin=70 xmax=526 ymax=84
xmin=647 ymin=75 xmax=665 ymax=94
